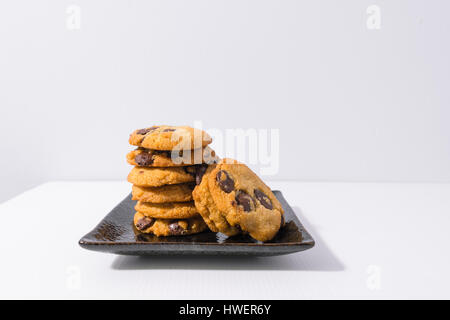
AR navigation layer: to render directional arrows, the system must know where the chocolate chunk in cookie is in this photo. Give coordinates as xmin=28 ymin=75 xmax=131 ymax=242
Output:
xmin=254 ymin=189 xmax=273 ymax=210
xmin=134 ymin=151 xmax=154 ymax=166
xmin=136 ymin=126 xmax=159 ymax=135
xmin=216 ymin=170 xmax=234 ymax=193
xmin=136 ymin=217 xmax=155 ymax=230
xmin=235 ymin=190 xmax=255 ymax=212
xmin=169 ymin=222 xmax=185 ymax=235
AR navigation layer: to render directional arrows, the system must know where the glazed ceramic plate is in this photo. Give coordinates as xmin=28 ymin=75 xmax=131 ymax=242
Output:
xmin=79 ymin=191 xmax=315 ymax=256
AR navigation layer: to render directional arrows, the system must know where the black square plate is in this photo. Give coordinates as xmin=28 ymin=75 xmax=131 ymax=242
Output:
xmin=79 ymin=191 xmax=315 ymax=256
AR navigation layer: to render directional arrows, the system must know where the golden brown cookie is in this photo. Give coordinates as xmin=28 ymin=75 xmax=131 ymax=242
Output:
xmin=126 ymin=146 xmax=218 ymax=167
xmin=129 ymin=125 xmax=212 ymax=151
xmin=134 ymin=212 xmax=208 ymax=236
xmin=127 ymin=166 xmax=196 ymax=187
xmin=193 ymin=159 xmax=284 ymax=241
xmin=135 ymin=201 xmax=199 ymax=219
xmin=207 ymin=159 xmax=284 ymax=241
xmin=131 ymin=183 xmax=194 ymax=203
xmin=192 ymin=165 xmax=241 ymax=237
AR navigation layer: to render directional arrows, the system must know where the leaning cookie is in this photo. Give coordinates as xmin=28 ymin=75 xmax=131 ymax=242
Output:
xmin=127 ymin=146 xmax=218 ymax=167
xmin=127 ymin=166 xmax=196 ymax=187
xmin=131 ymin=183 xmax=194 ymax=203
xmin=135 ymin=201 xmax=199 ymax=219
xmin=192 ymin=164 xmax=241 ymax=237
xmin=129 ymin=125 xmax=212 ymax=150
xmin=207 ymin=159 xmax=284 ymax=242
xmin=134 ymin=212 xmax=208 ymax=236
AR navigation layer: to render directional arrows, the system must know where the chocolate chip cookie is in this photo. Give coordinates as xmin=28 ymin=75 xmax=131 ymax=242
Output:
xmin=129 ymin=125 xmax=212 ymax=151
xmin=127 ymin=146 xmax=218 ymax=167
xmin=135 ymin=201 xmax=199 ymax=219
xmin=193 ymin=159 xmax=284 ymax=241
xmin=134 ymin=212 xmax=208 ymax=236
xmin=127 ymin=166 xmax=196 ymax=187
xmin=131 ymin=183 xmax=194 ymax=203
xmin=192 ymin=165 xmax=241 ymax=237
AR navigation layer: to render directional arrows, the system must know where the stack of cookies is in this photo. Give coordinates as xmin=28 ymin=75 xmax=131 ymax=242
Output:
xmin=127 ymin=125 xmax=218 ymax=237
xmin=127 ymin=124 xmax=285 ymax=242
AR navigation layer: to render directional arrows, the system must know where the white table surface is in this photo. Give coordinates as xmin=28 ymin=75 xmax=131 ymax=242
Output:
xmin=1 ymin=181 xmax=449 ymax=299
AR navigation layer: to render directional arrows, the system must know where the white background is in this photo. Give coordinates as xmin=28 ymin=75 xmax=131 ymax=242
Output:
xmin=1 ymin=0 xmax=450 ymax=203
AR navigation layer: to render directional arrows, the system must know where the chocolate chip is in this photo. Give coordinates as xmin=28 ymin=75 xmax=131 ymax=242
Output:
xmin=135 ymin=152 xmax=154 ymax=166
xmin=195 ymin=165 xmax=208 ymax=185
xmin=235 ymin=190 xmax=254 ymax=212
xmin=162 ymin=128 xmax=176 ymax=132
xmin=136 ymin=217 xmax=155 ymax=230
xmin=136 ymin=126 xmax=159 ymax=135
xmin=216 ymin=170 xmax=235 ymax=193
xmin=169 ymin=222 xmax=185 ymax=235
xmin=254 ymin=189 xmax=273 ymax=209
